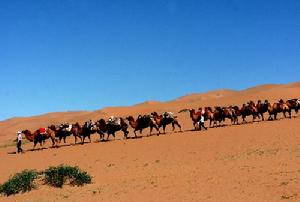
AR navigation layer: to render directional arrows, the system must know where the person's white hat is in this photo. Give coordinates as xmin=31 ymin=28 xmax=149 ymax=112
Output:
xmin=16 ymin=131 xmax=21 ymax=134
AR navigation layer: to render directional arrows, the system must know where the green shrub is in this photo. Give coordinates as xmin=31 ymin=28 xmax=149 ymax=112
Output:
xmin=44 ymin=165 xmax=92 ymax=188
xmin=0 ymin=170 xmax=38 ymax=196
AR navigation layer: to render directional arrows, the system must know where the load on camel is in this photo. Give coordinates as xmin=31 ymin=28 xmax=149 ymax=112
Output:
xmin=126 ymin=115 xmax=160 ymax=137
xmin=151 ymin=112 xmax=182 ymax=133
xmin=22 ymin=127 xmax=57 ymax=149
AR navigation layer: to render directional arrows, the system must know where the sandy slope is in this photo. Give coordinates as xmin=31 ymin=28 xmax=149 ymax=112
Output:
xmin=0 ymin=82 xmax=299 ymax=201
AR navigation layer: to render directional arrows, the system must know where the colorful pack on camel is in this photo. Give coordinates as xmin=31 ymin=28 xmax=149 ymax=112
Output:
xmin=39 ymin=128 xmax=46 ymax=134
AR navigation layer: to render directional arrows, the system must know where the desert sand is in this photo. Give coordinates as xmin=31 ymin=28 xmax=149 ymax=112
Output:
xmin=0 ymin=82 xmax=299 ymax=201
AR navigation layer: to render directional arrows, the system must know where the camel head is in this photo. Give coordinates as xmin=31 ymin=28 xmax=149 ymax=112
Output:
xmin=48 ymin=125 xmax=57 ymax=131
xmin=126 ymin=116 xmax=134 ymax=122
xmin=22 ymin=129 xmax=34 ymax=142
xmin=151 ymin=112 xmax=159 ymax=117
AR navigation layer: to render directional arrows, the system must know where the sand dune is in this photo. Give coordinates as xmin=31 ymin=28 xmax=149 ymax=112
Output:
xmin=0 ymin=81 xmax=299 ymax=201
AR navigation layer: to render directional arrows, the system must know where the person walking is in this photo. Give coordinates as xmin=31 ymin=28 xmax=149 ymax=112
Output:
xmin=16 ymin=131 xmax=23 ymax=153
xmin=199 ymin=108 xmax=207 ymax=131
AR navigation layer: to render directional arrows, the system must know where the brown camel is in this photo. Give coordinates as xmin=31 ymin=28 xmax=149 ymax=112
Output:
xmin=285 ymin=99 xmax=299 ymax=116
xmin=96 ymin=117 xmax=129 ymax=140
xmin=126 ymin=115 xmax=160 ymax=137
xmin=71 ymin=121 xmax=98 ymax=144
xmin=203 ymin=107 xmax=215 ymax=127
xmin=22 ymin=128 xmax=57 ymax=149
xmin=151 ymin=112 xmax=182 ymax=133
xmin=178 ymin=109 xmax=201 ymax=130
xmin=211 ymin=107 xmax=225 ymax=127
xmin=70 ymin=122 xmax=83 ymax=144
xmin=222 ymin=106 xmax=235 ymax=124
xmin=256 ymin=100 xmax=269 ymax=121
xmin=240 ymin=102 xmax=259 ymax=123
xmin=48 ymin=124 xmax=74 ymax=144
xmin=231 ymin=106 xmax=242 ymax=124
xmin=268 ymin=100 xmax=290 ymax=120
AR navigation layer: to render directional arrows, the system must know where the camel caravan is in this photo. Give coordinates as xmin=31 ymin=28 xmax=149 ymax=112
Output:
xmin=19 ymin=98 xmax=299 ymax=151
xmin=180 ymin=98 xmax=300 ymax=130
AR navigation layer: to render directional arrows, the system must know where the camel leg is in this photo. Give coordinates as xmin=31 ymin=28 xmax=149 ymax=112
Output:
xmin=33 ymin=140 xmax=37 ymax=150
xmin=149 ymin=126 xmax=153 ymax=136
xmin=242 ymin=115 xmax=246 ymax=123
xmin=163 ymin=125 xmax=166 ymax=134
xmin=155 ymin=125 xmax=160 ymax=135
xmin=99 ymin=133 xmax=104 ymax=141
xmin=63 ymin=137 xmax=66 ymax=143
xmin=172 ymin=122 xmax=175 ymax=131
xmin=175 ymin=121 xmax=182 ymax=132
xmin=74 ymin=136 xmax=77 ymax=144
xmin=178 ymin=123 xmax=182 ymax=132
xmin=134 ymin=130 xmax=137 ymax=138
xmin=268 ymin=113 xmax=272 ymax=120
xmin=123 ymin=129 xmax=128 ymax=139
xmin=88 ymin=135 xmax=91 ymax=143
xmin=51 ymin=138 xmax=55 ymax=147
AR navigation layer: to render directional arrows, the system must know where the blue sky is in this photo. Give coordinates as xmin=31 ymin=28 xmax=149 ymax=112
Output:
xmin=0 ymin=0 xmax=299 ymax=120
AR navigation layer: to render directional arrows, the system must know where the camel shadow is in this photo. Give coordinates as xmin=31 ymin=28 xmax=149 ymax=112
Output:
xmin=126 ymin=136 xmax=143 ymax=140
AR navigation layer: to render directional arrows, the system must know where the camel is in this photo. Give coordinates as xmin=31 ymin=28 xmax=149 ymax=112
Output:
xmin=151 ymin=112 xmax=182 ymax=133
xmin=126 ymin=115 xmax=160 ymax=137
xmin=72 ymin=121 xmax=98 ymax=144
xmin=70 ymin=122 xmax=83 ymax=144
xmin=22 ymin=128 xmax=57 ymax=149
xmin=256 ymin=100 xmax=269 ymax=121
xmin=212 ymin=107 xmax=225 ymax=127
xmin=240 ymin=102 xmax=259 ymax=123
xmin=222 ymin=106 xmax=235 ymax=124
xmin=203 ymin=107 xmax=215 ymax=127
xmin=278 ymin=99 xmax=292 ymax=118
xmin=268 ymin=100 xmax=290 ymax=120
xmin=48 ymin=124 xmax=73 ymax=144
xmin=178 ymin=109 xmax=201 ymax=130
xmin=285 ymin=99 xmax=299 ymax=116
xmin=201 ymin=107 xmax=224 ymax=128
xmin=231 ymin=106 xmax=241 ymax=125
xmin=96 ymin=117 xmax=129 ymax=140
xmin=268 ymin=101 xmax=290 ymax=120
